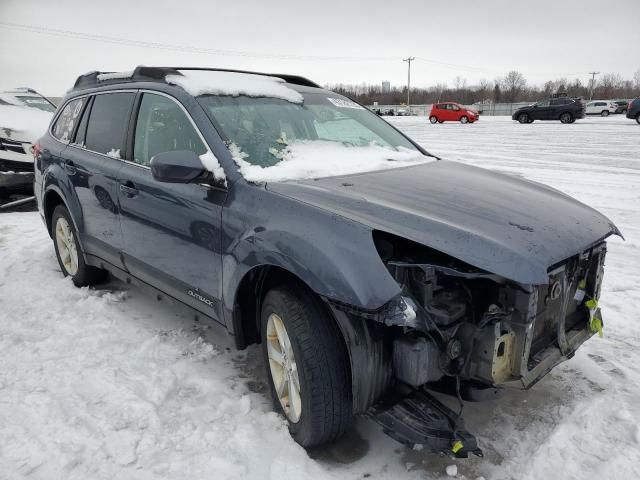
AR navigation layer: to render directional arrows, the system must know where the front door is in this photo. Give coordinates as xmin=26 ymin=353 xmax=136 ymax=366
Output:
xmin=117 ymin=92 xmax=227 ymax=322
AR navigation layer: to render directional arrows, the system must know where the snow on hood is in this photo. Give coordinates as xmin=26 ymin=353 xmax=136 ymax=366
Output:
xmin=165 ymin=71 xmax=304 ymax=104
xmin=229 ymin=140 xmax=431 ymax=183
xmin=0 ymin=105 xmax=53 ymax=142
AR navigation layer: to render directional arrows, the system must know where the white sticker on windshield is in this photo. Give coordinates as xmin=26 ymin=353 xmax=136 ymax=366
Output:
xmin=328 ymin=97 xmax=364 ymax=110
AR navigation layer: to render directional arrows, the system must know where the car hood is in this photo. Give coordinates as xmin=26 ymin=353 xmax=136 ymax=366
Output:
xmin=267 ymin=161 xmax=620 ymax=285
xmin=0 ymin=105 xmax=53 ymax=142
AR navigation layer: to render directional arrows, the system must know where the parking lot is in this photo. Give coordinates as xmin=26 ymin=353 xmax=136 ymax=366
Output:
xmin=1 ymin=115 xmax=639 ymax=479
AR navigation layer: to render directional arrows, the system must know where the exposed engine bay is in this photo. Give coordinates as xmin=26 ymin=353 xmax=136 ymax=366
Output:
xmin=336 ymin=231 xmax=608 ymax=458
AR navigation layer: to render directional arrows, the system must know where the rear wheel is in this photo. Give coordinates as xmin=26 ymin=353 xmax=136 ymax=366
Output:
xmin=601 ymin=110 xmax=609 ymax=117
xmin=560 ymin=112 xmax=574 ymax=124
xmin=460 ymin=116 xmax=469 ymax=124
xmin=518 ymin=113 xmax=529 ymax=124
xmin=261 ymin=286 xmax=353 ymax=447
xmin=51 ymin=205 xmax=107 ymax=287
xmin=429 ymin=116 xmax=438 ymax=124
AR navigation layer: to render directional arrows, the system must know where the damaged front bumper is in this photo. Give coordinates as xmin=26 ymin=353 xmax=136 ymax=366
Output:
xmin=328 ymin=240 xmax=608 ymax=458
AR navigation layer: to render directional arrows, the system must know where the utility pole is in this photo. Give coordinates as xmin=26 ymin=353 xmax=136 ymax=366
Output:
xmin=588 ymin=71 xmax=600 ymax=100
xmin=403 ymin=56 xmax=415 ymax=110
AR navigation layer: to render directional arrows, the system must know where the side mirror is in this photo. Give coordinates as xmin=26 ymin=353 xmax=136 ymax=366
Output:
xmin=150 ymin=150 xmax=207 ymax=184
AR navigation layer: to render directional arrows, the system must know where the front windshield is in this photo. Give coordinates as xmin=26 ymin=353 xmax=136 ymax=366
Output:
xmin=15 ymin=95 xmax=56 ymax=112
xmin=199 ymin=93 xmax=419 ymax=168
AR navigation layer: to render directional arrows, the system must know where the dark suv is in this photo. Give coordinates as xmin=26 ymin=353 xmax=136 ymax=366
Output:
xmin=626 ymin=98 xmax=640 ymax=123
xmin=512 ymin=97 xmax=585 ymax=123
xmin=35 ymin=67 xmax=620 ymax=457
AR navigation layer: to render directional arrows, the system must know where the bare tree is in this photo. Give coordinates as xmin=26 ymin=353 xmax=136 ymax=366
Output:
xmin=634 ymin=69 xmax=640 ymax=90
xmin=501 ymin=71 xmax=526 ymax=103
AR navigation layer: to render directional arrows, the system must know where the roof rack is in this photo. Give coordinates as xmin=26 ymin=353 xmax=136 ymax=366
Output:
xmin=72 ymin=66 xmax=321 ymax=91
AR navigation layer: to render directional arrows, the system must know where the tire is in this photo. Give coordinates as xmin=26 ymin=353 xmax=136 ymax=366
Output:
xmin=460 ymin=116 xmax=469 ymax=124
xmin=636 ymin=114 xmax=640 ymax=125
xmin=51 ymin=205 xmax=107 ymax=287
xmin=518 ymin=113 xmax=529 ymax=124
xmin=601 ymin=110 xmax=609 ymax=117
xmin=560 ymin=112 xmax=574 ymax=124
xmin=261 ymin=285 xmax=353 ymax=447
xmin=429 ymin=116 xmax=438 ymax=124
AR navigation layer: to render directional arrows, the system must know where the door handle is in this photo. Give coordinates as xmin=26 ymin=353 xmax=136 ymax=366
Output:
xmin=119 ymin=181 xmax=139 ymax=197
xmin=63 ymin=159 xmax=76 ymax=175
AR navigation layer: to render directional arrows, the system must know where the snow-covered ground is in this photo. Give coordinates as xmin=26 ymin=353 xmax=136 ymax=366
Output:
xmin=1 ymin=115 xmax=639 ymax=480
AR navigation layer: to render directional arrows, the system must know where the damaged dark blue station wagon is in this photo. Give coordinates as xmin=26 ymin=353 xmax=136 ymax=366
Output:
xmin=34 ymin=67 xmax=620 ymax=457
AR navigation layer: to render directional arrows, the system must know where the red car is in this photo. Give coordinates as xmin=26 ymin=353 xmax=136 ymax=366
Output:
xmin=429 ymin=102 xmax=479 ymax=124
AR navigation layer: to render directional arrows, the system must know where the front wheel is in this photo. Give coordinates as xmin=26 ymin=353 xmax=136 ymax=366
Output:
xmin=636 ymin=113 xmax=640 ymax=124
xmin=51 ymin=205 xmax=107 ymax=287
xmin=429 ymin=116 xmax=438 ymax=124
xmin=601 ymin=110 xmax=609 ymax=117
xmin=460 ymin=116 xmax=469 ymax=124
xmin=261 ymin=286 xmax=353 ymax=447
xmin=560 ymin=112 xmax=574 ymax=124
xmin=518 ymin=113 xmax=529 ymax=124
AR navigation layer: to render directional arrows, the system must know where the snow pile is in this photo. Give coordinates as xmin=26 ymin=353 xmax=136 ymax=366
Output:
xmin=97 ymin=70 xmax=134 ymax=81
xmin=0 ymin=105 xmax=53 ymax=141
xmin=199 ymin=151 xmax=226 ymax=182
xmin=166 ymin=71 xmax=303 ymax=104
xmin=229 ymin=141 xmax=430 ymax=182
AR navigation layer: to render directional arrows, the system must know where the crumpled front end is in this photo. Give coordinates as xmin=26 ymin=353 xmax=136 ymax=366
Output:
xmin=329 ymin=231 xmax=609 ymax=458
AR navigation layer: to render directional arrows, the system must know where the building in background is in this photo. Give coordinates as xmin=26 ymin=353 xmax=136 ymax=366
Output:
xmin=382 ymin=81 xmax=391 ymax=93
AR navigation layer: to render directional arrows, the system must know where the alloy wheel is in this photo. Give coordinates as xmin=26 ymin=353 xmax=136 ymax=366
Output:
xmin=55 ymin=217 xmax=79 ymax=276
xmin=266 ymin=313 xmax=302 ymax=422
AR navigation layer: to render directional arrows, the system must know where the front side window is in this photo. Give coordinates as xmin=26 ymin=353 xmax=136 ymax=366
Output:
xmin=200 ymin=93 xmax=419 ymax=168
xmin=133 ymin=93 xmax=206 ymax=167
xmin=85 ymin=92 xmax=135 ymax=158
xmin=536 ymin=100 xmax=550 ymax=107
xmin=52 ymin=97 xmax=86 ymax=144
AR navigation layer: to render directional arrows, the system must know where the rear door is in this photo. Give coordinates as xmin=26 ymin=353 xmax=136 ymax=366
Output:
xmin=117 ymin=91 xmax=227 ymax=322
xmin=59 ymin=91 xmax=135 ymax=267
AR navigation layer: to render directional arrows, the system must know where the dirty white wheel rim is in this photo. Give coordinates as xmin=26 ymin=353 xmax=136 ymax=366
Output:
xmin=55 ymin=217 xmax=78 ymax=276
xmin=267 ymin=313 xmax=302 ymax=423
xmin=461 ymin=116 xmax=468 ymax=123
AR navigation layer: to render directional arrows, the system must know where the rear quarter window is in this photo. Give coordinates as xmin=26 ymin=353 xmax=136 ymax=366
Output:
xmin=52 ymin=97 xmax=86 ymax=143
xmin=85 ymin=92 xmax=135 ymax=158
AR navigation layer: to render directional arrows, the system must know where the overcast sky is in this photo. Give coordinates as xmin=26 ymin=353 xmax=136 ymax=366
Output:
xmin=1 ymin=0 xmax=639 ymax=96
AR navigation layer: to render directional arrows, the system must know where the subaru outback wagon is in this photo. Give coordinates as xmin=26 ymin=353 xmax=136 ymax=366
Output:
xmin=34 ymin=67 xmax=620 ymax=457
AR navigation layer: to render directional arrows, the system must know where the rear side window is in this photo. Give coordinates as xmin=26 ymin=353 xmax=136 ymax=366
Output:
xmin=52 ymin=97 xmax=86 ymax=144
xmin=133 ymin=93 xmax=206 ymax=167
xmin=85 ymin=92 xmax=135 ymax=158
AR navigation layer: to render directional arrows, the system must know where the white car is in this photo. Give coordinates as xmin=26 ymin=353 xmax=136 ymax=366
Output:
xmin=584 ymin=100 xmax=617 ymax=116
xmin=0 ymin=89 xmax=56 ymax=196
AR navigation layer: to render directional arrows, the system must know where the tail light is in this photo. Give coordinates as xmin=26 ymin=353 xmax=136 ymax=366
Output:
xmin=32 ymin=140 xmax=42 ymax=159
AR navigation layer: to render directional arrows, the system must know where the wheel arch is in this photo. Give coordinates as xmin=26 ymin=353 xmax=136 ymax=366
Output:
xmin=43 ymin=186 xmax=79 ymax=238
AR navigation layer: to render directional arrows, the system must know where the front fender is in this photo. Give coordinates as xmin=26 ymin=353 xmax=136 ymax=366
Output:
xmin=221 ymin=184 xmax=402 ymax=316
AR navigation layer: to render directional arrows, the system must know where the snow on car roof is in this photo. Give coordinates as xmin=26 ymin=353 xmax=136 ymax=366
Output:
xmin=166 ymin=70 xmax=304 ymax=104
